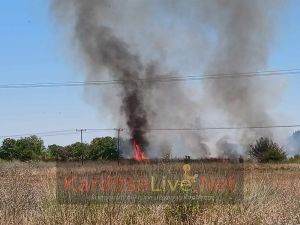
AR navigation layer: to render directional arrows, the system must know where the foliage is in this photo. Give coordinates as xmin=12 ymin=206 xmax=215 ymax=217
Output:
xmin=48 ymin=144 xmax=68 ymax=161
xmin=65 ymin=142 xmax=89 ymax=161
xmin=89 ymin=137 xmax=118 ymax=160
xmin=41 ymin=150 xmax=54 ymax=161
xmin=0 ymin=138 xmax=16 ymax=160
xmin=0 ymin=135 xmax=120 ymax=161
xmin=0 ymin=136 xmax=44 ymax=161
xmin=0 ymin=134 xmax=295 ymax=163
xmin=249 ymin=137 xmax=287 ymax=163
xmin=14 ymin=135 xmax=45 ymax=161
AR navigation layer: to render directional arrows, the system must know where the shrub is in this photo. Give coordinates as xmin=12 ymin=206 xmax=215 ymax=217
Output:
xmin=249 ymin=137 xmax=287 ymax=163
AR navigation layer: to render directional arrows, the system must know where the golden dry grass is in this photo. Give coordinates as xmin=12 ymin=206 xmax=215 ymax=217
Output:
xmin=0 ymin=161 xmax=299 ymax=225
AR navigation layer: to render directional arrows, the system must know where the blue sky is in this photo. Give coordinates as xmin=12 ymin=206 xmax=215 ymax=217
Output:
xmin=0 ymin=0 xmax=299 ymax=146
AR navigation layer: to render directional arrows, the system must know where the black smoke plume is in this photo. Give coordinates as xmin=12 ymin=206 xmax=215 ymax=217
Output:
xmin=53 ymin=0 xmax=283 ymax=158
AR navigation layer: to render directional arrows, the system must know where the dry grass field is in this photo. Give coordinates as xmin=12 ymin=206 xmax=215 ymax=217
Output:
xmin=0 ymin=161 xmax=299 ymax=225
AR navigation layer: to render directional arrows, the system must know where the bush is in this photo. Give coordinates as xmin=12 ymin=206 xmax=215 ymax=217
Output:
xmin=249 ymin=137 xmax=287 ymax=163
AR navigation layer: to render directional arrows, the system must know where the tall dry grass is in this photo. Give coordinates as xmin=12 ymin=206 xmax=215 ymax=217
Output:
xmin=0 ymin=160 xmax=299 ymax=225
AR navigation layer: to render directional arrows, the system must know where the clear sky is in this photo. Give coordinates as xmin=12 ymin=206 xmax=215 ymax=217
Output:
xmin=0 ymin=0 xmax=299 ymax=146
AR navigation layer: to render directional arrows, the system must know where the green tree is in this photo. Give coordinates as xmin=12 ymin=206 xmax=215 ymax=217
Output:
xmin=65 ymin=142 xmax=89 ymax=161
xmin=89 ymin=137 xmax=118 ymax=160
xmin=0 ymin=138 xmax=17 ymax=160
xmin=41 ymin=149 xmax=54 ymax=161
xmin=249 ymin=137 xmax=287 ymax=163
xmin=48 ymin=144 xmax=68 ymax=161
xmin=14 ymin=135 xmax=44 ymax=161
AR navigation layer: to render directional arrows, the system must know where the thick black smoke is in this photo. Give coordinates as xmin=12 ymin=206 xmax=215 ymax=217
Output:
xmin=54 ymin=0 xmax=155 ymax=148
xmin=53 ymin=0 xmax=283 ymax=158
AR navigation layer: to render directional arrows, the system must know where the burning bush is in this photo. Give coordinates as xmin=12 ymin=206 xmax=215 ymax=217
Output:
xmin=249 ymin=137 xmax=287 ymax=163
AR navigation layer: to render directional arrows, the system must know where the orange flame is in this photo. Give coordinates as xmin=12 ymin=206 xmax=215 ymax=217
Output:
xmin=132 ymin=140 xmax=148 ymax=161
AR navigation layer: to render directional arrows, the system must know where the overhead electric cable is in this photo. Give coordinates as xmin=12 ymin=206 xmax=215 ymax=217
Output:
xmin=0 ymin=68 xmax=299 ymax=89
xmin=2 ymin=124 xmax=299 ymax=139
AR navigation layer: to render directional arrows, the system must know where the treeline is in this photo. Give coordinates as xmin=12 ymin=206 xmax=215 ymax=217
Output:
xmin=0 ymin=136 xmax=119 ymax=161
xmin=0 ymin=131 xmax=299 ymax=162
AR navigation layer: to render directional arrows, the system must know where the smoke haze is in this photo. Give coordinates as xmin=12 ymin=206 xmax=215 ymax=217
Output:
xmin=53 ymin=0 xmax=283 ymax=158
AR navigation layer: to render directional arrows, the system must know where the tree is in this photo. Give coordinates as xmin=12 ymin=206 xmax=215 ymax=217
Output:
xmin=14 ymin=136 xmax=44 ymax=161
xmin=89 ymin=137 xmax=118 ymax=160
xmin=249 ymin=137 xmax=287 ymax=163
xmin=65 ymin=142 xmax=89 ymax=161
xmin=0 ymin=135 xmax=121 ymax=161
xmin=41 ymin=150 xmax=54 ymax=161
xmin=0 ymin=138 xmax=17 ymax=160
xmin=48 ymin=144 xmax=68 ymax=161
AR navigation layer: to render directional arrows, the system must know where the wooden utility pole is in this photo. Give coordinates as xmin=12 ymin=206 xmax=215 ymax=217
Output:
xmin=115 ymin=128 xmax=123 ymax=165
xmin=76 ymin=129 xmax=87 ymax=165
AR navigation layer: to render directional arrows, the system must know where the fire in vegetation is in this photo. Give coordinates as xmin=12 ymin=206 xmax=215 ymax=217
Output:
xmin=53 ymin=0 xmax=283 ymax=159
xmin=132 ymin=140 xmax=148 ymax=161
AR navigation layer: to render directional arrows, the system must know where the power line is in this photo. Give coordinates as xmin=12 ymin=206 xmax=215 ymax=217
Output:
xmin=85 ymin=128 xmax=120 ymax=131
xmin=145 ymin=124 xmax=300 ymax=131
xmin=85 ymin=125 xmax=300 ymax=132
xmin=0 ymin=130 xmax=76 ymax=139
xmin=1 ymin=124 xmax=299 ymax=139
xmin=0 ymin=128 xmax=117 ymax=139
xmin=0 ymin=68 xmax=299 ymax=89
xmin=0 ymin=132 xmax=78 ymax=139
